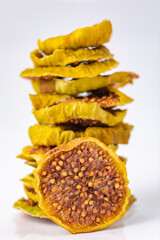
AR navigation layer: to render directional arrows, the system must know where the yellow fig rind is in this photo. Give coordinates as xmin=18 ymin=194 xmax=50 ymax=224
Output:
xmin=21 ymin=174 xmax=35 ymax=188
xmin=23 ymin=185 xmax=38 ymax=202
xmin=13 ymin=198 xmax=46 ymax=218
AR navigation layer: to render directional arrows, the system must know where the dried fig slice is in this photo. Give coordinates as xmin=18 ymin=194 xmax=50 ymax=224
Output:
xmin=29 ymin=123 xmax=133 ymax=146
xmin=20 ymin=59 xmax=118 ymax=80
xmin=31 ymin=72 xmax=138 ymax=95
xmin=29 ymin=89 xmax=133 ymax=110
xmin=31 ymin=46 xmax=113 ymax=67
xmin=38 ymin=20 xmax=112 ymax=54
xmin=34 ymin=137 xmax=130 ymax=233
xmin=33 ymin=102 xmax=127 ymax=127
xmin=13 ymin=198 xmax=47 ymax=218
xmin=17 ymin=146 xmax=51 ymax=162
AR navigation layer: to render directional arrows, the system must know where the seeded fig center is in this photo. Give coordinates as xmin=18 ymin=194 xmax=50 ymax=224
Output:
xmin=39 ymin=142 xmax=126 ymax=227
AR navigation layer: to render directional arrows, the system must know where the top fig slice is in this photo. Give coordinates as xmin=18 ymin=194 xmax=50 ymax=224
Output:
xmin=38 ymin=20 xmax=112 ymax=54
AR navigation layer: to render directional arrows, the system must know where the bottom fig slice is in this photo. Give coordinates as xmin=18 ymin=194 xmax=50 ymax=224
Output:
xmin=34 ymin=137 xmax=130 ymax=233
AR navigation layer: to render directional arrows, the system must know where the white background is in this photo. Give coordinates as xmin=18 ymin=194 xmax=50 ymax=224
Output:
xmin=0 ymin=0 xmax=160 ymax=239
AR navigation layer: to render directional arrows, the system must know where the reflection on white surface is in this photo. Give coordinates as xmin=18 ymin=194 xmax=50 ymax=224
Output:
xmin=14 ymin=205 xmax=137 ymax=240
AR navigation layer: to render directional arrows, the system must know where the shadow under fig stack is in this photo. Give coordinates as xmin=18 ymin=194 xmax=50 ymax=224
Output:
xmin=14 ymin=20 xmax=138 ymax=234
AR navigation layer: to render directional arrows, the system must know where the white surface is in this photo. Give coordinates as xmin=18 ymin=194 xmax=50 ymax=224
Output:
xmin=0 ymin=0 xmax=160 ymax=239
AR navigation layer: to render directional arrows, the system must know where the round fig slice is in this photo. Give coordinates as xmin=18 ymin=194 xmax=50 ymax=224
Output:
xmin=20 ymin=59 xmax=118 ymax=80
xmin=29 ymin=88 xmax=133 ymax=110
xmin=30 ymin=46 xmax=113 ymax=67
xmin=31 ymin=72 xmax=139 ymax=95
xmin=33 ymin=102 xmax=126 ymax=127
xmin=34 ymin=137 xmax=130 ymax=233
xmin=28 ymin=123 xmax=133 ymax=147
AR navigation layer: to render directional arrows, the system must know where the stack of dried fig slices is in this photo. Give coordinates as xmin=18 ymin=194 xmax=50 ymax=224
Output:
xmin=14 ymin=20 xmax=138 ymax=234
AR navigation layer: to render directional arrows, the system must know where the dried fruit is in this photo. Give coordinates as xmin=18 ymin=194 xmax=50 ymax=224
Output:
xmin=33 ymin=102 xmax=127 ymax=127
xmin=31 ymin=72 xmax=138 ymax=95
xmin=20 ymin=59 xmax=118 ymax=80
xmin=29 ymin=122 xmax=133 ymax=146
xmin=31 ymin=46 xmax=113 ymax=67
xmin=13 ymin=198 xmax=46 ymax=218
xmin=29 ymin=88 xmax=133 ymax=110
xmin=38 ymin=20 xmax=112 ymax=54
xmin=34 ymin=137 xmax=130 ymax=233
xmin=15 ymin=19 xmax=137 ymax=233
xmin=17 ymin=146 xmax=51 ymax=162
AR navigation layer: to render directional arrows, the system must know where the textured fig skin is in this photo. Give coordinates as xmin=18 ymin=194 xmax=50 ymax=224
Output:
xmin=30 ymin=46 xmax=113 ymax=67
xmin=31 ymin=72 xmax=138 ymax=96
xmin=34 ymin=137 xmax=130 ymax=234
xmin=38 ymin=20 xmax=112 ymax=54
